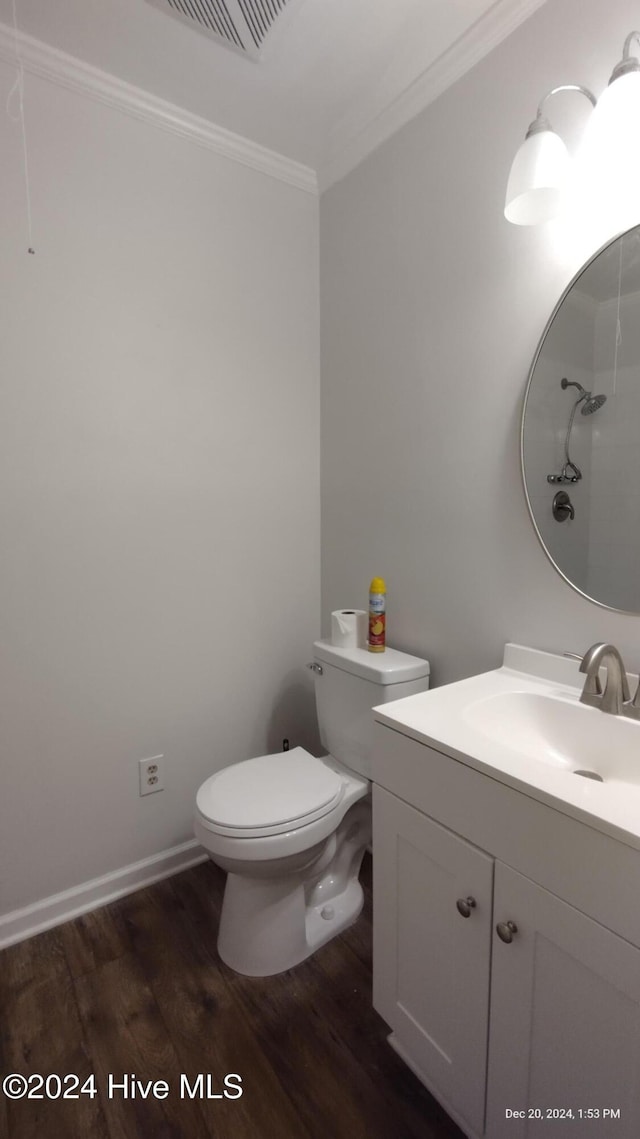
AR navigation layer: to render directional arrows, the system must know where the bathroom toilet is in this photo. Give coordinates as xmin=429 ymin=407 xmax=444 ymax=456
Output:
xmin=194 ymin=639 xmax=430 ymax=976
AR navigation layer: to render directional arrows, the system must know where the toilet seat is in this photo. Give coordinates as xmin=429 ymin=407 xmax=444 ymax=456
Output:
xmin=196 ymin=746 xmax=345 ymax=838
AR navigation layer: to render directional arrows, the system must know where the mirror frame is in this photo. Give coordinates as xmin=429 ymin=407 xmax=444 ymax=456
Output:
xmin=520 ymin=224 xmax=640 ymax=615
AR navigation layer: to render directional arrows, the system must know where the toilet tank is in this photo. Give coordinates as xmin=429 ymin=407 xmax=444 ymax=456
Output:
xmin=312 ymin=639 xmax=430 ymax=779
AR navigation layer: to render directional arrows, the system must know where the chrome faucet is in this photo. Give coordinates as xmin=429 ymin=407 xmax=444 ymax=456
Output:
xmin=579 ymin=643 xmax=630 ymax=715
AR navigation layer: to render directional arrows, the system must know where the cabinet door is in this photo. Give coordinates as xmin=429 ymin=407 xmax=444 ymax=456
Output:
xmin=486 ymin=862 xmax=640 ymax=1139
xmin=373 ymin=786 xmax=493 ymax=1136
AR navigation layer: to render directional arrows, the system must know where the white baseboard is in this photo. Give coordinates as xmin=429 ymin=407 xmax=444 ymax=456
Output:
xmin=0 ymin=839 xmax=209 ymax=950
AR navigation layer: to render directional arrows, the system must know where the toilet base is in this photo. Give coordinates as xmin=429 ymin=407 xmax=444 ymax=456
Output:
xmin=217 ymin=871 xmax=364 ymax=977
xmin=216 ymin=801 xmax=370 ymax=977
xmin=305 ymin=876 xmax=364 ymax=955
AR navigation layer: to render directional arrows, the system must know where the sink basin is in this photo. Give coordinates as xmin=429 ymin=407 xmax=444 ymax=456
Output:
xmin=464 ymin=690 xmax=640 ymax=786
xmin=373 ymin=642 xmax=640 ymax=849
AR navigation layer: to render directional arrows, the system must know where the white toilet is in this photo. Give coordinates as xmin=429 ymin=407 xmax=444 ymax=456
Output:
xmin=194 ymin=638 xmax=430 ymax=976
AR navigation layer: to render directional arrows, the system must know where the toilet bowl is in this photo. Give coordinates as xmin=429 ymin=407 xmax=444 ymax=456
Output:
xmin=194 ymin=639 xmax=430 ymax=977
xmin=195 ymin=746 xmax=370 ymax=976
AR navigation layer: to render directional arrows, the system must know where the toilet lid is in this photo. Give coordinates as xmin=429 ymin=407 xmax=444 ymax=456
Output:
xmin=196 ymin=746 xmax=344 ymax=834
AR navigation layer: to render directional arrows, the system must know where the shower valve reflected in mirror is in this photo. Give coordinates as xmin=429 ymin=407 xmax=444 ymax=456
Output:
xmin=522 ymin=223 xmax=640 ymax=613
xmin=552 ymin=490 xmax=575 ymax=522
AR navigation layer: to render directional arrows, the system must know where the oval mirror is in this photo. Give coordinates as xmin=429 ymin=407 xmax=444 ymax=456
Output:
xmin=522 ymin=223 xmax=640 ymax=612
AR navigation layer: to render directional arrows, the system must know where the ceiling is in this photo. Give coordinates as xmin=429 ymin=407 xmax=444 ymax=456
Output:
xmin=0 ymin=0 xmax=548 ymax=188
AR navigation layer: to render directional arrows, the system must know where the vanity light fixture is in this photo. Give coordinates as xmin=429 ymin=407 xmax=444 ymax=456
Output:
xmin=505 ymin=31 xmax=640 ymax=225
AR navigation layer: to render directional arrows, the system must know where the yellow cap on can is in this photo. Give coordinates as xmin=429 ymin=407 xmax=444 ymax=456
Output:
xmin=369 ymin=577 xmax=386 ymax=593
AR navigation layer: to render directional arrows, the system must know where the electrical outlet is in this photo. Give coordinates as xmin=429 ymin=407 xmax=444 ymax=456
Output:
xmin=139 ymin=755 xmax=164 ymax=796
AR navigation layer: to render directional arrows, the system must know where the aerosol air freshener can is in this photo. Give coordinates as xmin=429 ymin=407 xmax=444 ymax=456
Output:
xmin=368 ymin=577 xmax=386 ymax=652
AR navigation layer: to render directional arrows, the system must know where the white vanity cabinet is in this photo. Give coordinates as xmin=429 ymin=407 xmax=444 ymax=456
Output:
xmin=487 ymin=863 xmax=640 ymax=1138
xmin=373 ymin=788 xmax=493 ymax=1135
xmin=372 ymin=723 xmax=640 ymax=1139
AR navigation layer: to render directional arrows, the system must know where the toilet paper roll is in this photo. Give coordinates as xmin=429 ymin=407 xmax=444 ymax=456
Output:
xmin=331 ymin=609 xmax=367 ymax=650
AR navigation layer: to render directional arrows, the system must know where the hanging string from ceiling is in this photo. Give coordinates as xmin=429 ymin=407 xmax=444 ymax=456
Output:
xmin=612 ymin=234 xmax=624 ymax=397
xmin=6 ymin=0 xmax=35 ymax=254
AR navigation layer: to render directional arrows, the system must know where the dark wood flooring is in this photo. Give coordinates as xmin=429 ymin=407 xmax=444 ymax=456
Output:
xmin=0 ymin=855 xmax=464 ymax=1139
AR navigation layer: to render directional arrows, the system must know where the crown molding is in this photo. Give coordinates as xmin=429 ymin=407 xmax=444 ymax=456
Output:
xmin=318 ymin=0 xmax=550 ymax=191
xmin=0 ymin=22 xmax=317 ymax=195
xmin=0 ymin=0 xmax=547 ymax=197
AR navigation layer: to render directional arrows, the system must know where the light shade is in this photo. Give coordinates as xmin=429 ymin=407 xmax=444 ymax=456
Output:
xmin=504 ymin=126 xmax=570 ymax=225
xmin=581 ymin=70 xmax=640 ymax=183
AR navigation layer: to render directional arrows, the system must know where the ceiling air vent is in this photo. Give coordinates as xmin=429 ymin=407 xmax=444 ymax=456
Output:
xmin=145 ymin=0 xmax=293 ymax=60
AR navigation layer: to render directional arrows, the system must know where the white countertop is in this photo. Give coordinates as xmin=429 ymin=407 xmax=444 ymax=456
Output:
xmin=373 ymin=643 xmax=640 ymax=851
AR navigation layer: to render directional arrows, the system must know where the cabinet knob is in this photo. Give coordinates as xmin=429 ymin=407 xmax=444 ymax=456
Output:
xmin=496 ymin=920 xmax=518 ymax=943
xmin=456 ymin=896 xmax=477 ymax=918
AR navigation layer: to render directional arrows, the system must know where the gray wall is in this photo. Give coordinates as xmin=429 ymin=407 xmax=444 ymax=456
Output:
xmin=0 ymin=57 xmax=320 ymax=916
xmin=320 ymin=0 xmax=640 ymax=688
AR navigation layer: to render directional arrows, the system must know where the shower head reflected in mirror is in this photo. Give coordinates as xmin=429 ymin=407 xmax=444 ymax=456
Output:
xmin=560 ymin=377 xmax=607 ymax=415
xmin=582 ymin=392 xmax=607 ymax=415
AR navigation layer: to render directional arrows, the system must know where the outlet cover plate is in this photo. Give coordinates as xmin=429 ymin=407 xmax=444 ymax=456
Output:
xmin=139 ymin=755 xmax=164 ymax=796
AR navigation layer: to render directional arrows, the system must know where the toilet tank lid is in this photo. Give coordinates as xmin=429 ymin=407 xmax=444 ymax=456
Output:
xmin=313 ymin=639 xmax=430 ymax=685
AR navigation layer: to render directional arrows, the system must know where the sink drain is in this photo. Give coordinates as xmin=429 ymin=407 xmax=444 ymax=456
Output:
xmin=573 ymin=769 xmax=604 ymax=782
